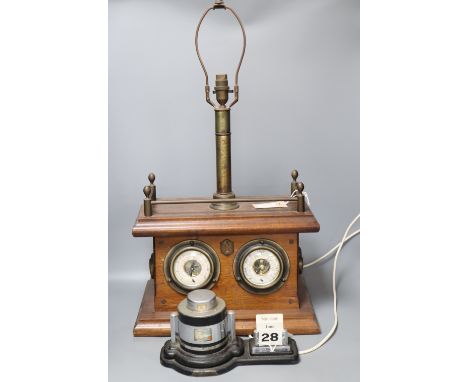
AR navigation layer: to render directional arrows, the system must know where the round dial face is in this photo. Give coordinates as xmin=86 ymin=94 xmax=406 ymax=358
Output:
xmin=171 ymin=250 xmax=213 ymax=290
xmin=234 ymin=239 xmax=290 ymax=294
xmin=241 ymin=248 xmax=282 ymax=289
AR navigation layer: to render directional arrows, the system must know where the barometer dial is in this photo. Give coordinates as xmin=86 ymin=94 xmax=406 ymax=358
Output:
xmin=173 ymin=250 xmax=212 ymax=289
xmin=234 ymin=239 xmax=290 ymax=294
xmin=164 ymin=240 xmax=220 ymax=294
xmin=242 ymin=249 xmax=281 ymax=289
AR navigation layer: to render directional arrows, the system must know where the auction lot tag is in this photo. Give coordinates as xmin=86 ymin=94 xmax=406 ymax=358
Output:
xmin=252 ymin=201 xmax=289 ymax=209
xmin=256 ymin=313 xmax=284 ymax=350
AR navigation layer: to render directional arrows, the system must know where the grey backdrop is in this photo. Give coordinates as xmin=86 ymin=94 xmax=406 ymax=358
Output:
xmin=109 ymin=0 xmax=359 ymax=381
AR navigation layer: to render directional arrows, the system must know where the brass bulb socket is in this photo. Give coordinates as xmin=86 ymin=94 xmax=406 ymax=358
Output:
xmin=214 ymin=74 xmax=230 ymax=106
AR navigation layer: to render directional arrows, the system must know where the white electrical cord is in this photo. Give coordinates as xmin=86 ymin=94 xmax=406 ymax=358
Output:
xmin=298 ymin=214 xmax=360 ymax=355
xmin=303 ymin=229 xmax=360 ymax=269
xmin=291 ymin=188 xmax=360 ymax=268
xmin=291 ymin=189 xmax=310 ymax=206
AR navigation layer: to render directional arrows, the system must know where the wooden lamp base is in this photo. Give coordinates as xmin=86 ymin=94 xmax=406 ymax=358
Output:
xmin=132 ymin=192 xmax=321 ymax=337
xmin=133 ymin=276 xmax=320 ymax=336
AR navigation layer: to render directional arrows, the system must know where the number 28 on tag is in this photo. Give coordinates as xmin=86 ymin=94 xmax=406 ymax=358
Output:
xmin=256 ymin=313 xmax=283 ymax=347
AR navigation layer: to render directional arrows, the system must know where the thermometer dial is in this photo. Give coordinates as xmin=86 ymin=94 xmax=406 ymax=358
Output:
xmin=234 ymin=239 xmax=290 ymax=294
xmin=164 ymin=240 xmax=220 ymax=294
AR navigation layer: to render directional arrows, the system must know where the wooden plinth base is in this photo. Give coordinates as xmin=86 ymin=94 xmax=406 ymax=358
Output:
xmin=133 ymin=276 xmax=320 ymax=336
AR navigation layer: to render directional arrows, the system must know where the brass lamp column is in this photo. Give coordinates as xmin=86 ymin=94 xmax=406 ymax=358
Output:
xmin=195 ymin=1 xmax=246 ymax=210
xmin=212 ymin=74 xmax=236 ymax=209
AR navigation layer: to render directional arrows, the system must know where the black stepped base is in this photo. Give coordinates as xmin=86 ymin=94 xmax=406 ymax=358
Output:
xmin=160 ymin=337 xmax=299 ymax=377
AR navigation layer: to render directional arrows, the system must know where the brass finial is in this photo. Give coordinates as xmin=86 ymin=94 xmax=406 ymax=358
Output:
xmin=143 ymin=186 xmax=153 ymax=217
xmin=148 ymin=173 xmax=156 ymax=200
xmin=143 ymin=186 xmax=151 ymax=199
xmin=296 ymin=182 xmax=305 ymax=212
xmin=291 ymin=169 xmax=299 ymax=194
xmin=291 ymin=169 xmax=298 ymax=181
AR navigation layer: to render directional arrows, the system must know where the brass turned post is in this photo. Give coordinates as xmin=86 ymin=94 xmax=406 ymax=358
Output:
xmin=195 ymin=1 xmax=246 ymax=210
xmin=143 ymin=186 xmax=152 ymax=216
xmin=296 ymin=182 xmax=305 ymax=212
xmin=148 ymin=172 xmax=156 ymax=201
xmin=291 ymin=169 xmax=299 ymax=194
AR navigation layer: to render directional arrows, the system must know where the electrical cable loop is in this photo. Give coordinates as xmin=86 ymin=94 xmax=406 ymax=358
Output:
xmin=299 ymin=214 xmax=360 ymax=355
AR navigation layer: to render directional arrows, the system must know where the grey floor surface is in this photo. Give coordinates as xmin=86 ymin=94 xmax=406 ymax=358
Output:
xmin=109 ymin=236 xmax=359 ymax=382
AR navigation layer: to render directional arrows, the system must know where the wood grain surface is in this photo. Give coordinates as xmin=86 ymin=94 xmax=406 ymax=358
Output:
xmin=133 ymin=277 xmax=320 ymax=336
xmin=153 ymin=233 xmax=299 ymax=310
xmin=131 ymin=195 xmax=321 ymax=336
xmin=132 ymin=197 xmax=320 ymax=237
